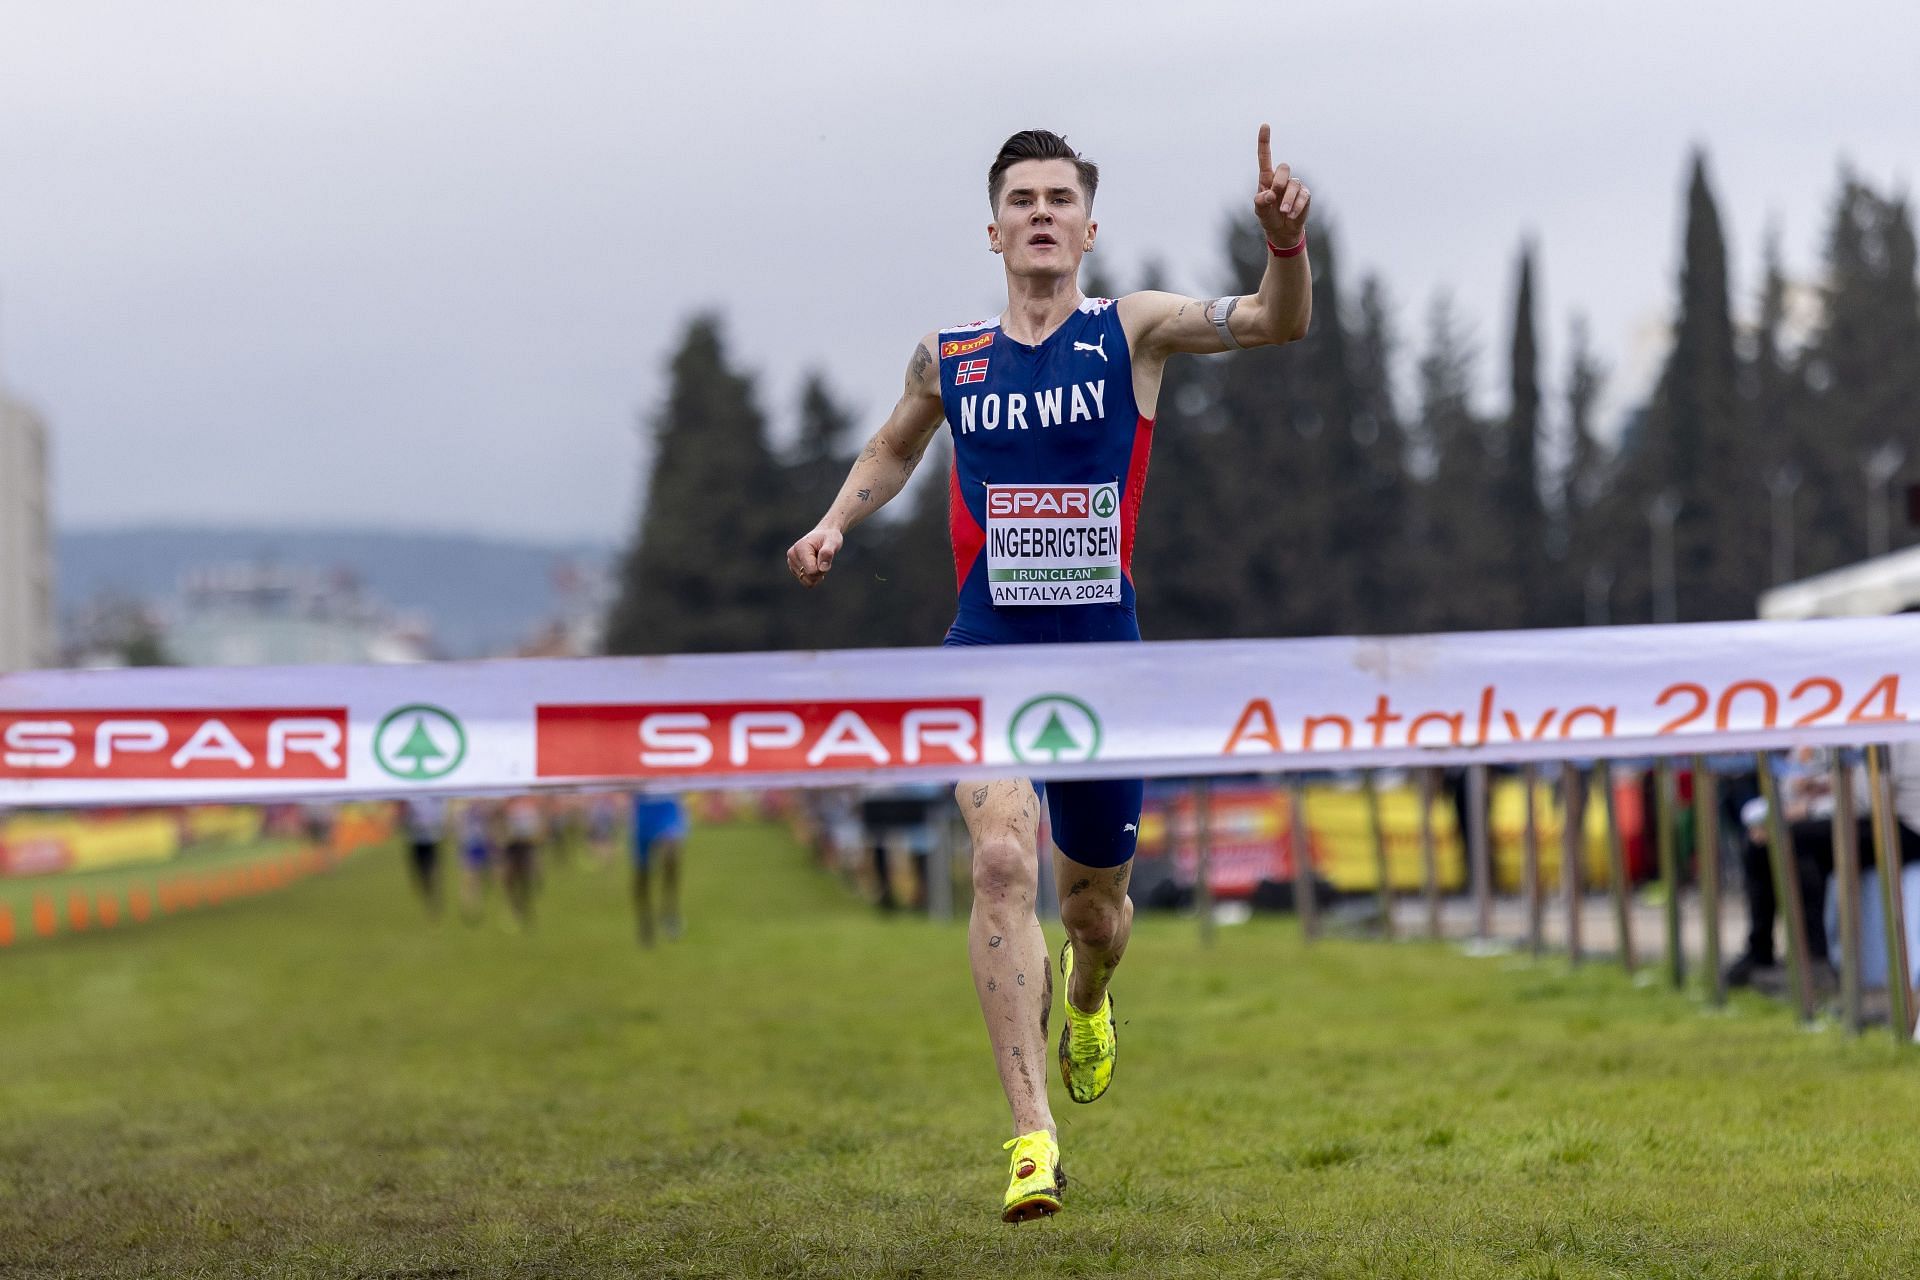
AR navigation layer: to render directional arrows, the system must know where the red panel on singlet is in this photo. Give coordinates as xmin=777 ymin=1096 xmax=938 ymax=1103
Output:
xmin=949 ymin=460 xmax=986 ymax=590
xmin=1120 ymin=413 xmax=1154 ymax=581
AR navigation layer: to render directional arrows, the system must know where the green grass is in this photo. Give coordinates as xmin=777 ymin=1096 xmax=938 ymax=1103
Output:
xmin=4 ymin=822 xmax=1920 ymax=1278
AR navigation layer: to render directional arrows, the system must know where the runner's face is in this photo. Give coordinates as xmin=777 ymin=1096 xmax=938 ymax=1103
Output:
xmin=990 ymin=159 xmax=1095 ymax=280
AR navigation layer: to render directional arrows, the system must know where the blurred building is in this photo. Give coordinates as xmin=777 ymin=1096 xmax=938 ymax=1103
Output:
xmin=0 ymin=389 xmax=55 ymax=671
xmin=162 ymin=564 xmax=433 ymax=666
xmin=513 ymin=557 xmax=612 ymax=657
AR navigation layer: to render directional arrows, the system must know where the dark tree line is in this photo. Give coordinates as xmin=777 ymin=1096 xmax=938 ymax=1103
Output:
xmin=608 ymin=153 xmax=1920 ymax=655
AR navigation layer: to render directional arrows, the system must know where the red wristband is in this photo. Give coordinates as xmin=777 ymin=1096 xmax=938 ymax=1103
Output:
xmin=1268 ymin=235 xmax=1306 ymax=258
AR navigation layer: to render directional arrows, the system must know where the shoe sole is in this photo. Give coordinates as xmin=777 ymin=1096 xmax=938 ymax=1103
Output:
xmin=1001 ymin=1194 xmax=1063 ymax=1223
xmin=1057 ymin=940 xmax=1115 ymax=1104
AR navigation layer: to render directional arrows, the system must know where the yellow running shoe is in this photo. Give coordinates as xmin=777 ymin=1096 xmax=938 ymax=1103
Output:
xmin=1057 ymin=939 xmax=1116 ymax=1104
xmin=1001 ymin=1129 xmax=1065 ymax=1222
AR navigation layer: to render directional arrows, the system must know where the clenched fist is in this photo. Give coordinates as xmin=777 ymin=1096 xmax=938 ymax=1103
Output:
xmin=786 ymin=526 xmax=844 ymax=588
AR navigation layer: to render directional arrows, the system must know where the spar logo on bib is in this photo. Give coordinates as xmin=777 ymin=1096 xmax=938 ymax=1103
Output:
xmin=985 ymin=484 xmax=1123 ymax=606
xmin=1007 ymin=694 xmax=1103 ymax=764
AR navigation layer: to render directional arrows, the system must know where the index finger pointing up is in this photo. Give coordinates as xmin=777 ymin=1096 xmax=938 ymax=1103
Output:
xmin=1257 ymin=123 xmax=1273 ymax=184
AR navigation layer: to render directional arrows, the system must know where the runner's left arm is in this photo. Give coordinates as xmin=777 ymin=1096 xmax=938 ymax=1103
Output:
xmin=1123 ymin=123 xmax=1312 ymax=356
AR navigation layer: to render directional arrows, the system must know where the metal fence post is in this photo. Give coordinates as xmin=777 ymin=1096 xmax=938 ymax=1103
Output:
xmin=1421 ymin=767 xmax=1441 ymax=940
xmin=1867 ymin=745 xmax=1912 ymax=1041
xmin=1692 ymin=755 xmax=1724 ymax=1006
xmin=1194 ymin=779 xmax=1214 ymax=949
xmin=1523 ymin=764 xmax=1543 ymax=958
xmin=1468 ymin=764 xmax=1492 ymax=942
xmin=1288 ymin=777 xmax=1319 ymax=942
xmin=1561 ymin=761 xmax=1584 ymax=967
xmin=1365 ymin=771 xmax=1392 ymax=939
xmin=928 ymin=805 xmax=955 ymax=924
xmin=1601 ymin=766 xmax=1635 ymax=974
xmin=1832 ymin=753 xmax=1864 ymax=1034
xmin=1755 ymin=753 xmax=1814 ymax=1023
xmin=1656 ymin=760 xmax=1685 ymax=991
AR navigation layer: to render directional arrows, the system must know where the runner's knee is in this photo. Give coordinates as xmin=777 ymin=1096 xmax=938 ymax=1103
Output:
xmin=971 ymin=834 xmax=1035 ymax=902
xmin=1061 ymin=893 xmax=1123 ymax=951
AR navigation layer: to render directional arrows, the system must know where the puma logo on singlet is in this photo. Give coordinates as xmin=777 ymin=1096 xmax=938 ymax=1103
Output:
xmin=1073 ymin=335 xmax=1107 ymax=362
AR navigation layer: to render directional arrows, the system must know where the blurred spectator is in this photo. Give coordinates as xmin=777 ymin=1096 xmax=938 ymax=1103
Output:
xmin=1728 ymin=744 xmax=1920 ymax=989
xmin=861 ymin=783 xmax=943 ymax=912
xmin=400 ymin=796 xmax=447 ymax=917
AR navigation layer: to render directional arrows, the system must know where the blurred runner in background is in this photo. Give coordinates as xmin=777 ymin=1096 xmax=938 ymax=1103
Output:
xmin=456 ymin=796 xmax=497 ymax=924
xmin=400 ymin=795 xmax=447 ymax=918
xmin=631 ymin=791 xmax=688 ymax=946
xmin=502 ymin=795 xmax=545 ymax=929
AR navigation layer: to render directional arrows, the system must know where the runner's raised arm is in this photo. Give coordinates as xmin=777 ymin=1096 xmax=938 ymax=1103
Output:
xmin=786 ymin=333 xmax=945 ymax=588
xmin=1121 ymin=123 xmax=1313 ymax=359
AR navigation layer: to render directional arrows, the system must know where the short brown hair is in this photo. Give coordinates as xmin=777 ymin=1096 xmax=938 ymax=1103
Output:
xmin=987 ymin=130 xmax=1098 ymax=211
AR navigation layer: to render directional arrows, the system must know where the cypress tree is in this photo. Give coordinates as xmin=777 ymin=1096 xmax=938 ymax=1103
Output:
xmin=1128 ymin=259 xmax=1234 ymax=639
xmin=1617 ymin=151 xmax=1746 ymax=620
xmin=1409 ymin=296 xmax=1504 ymax=631
xmin=779 ymin=373 xmax=871 ymax=650
xmin=1800 ymin=176 xmax=1920 ymax=569
xmin=606 ymin=316 xmax=786 ymax=654
xmin=1496 ymin=244 xmax=1546 ymax=624
xmin=1349 ymin=274 xmax=1414 ymax=633
xmin=1212 ymin=219 xmax=1374 ymax=636
xmin=1560 ymin=315 xmax=1611 ymax=622
xmin=1745 ymin=234 xmax=1810 ymax=586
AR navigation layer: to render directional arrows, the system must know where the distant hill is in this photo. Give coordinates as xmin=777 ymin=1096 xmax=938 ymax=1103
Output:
xmin=57 ymin=526 xmax=616 ymax=659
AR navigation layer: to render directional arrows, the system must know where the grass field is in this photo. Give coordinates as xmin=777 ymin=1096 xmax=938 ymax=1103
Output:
xmin=5 ymin=821 xmax=1920 ymax=1278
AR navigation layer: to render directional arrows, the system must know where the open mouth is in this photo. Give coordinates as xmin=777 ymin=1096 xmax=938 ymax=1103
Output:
xmin=1029 ymin=234 xmax=1057 ymax=248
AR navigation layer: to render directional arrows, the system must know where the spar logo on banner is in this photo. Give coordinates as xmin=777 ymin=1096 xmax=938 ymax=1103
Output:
xmin=0 ymin=708 xmax=348 ymax=779
xmin=1007 ymin=694 xmax=1102 ymax=764
xmin=373 ymin=704 xmax=468 ymax=781
xmin=534 ymin=699 xmax=983 ymax=777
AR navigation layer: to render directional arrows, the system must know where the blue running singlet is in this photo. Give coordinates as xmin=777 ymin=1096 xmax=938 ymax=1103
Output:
xmin=937 ymin=297 xmax=1153 ymax=646
xmin=935 ymin=297 xmax=1150 ymax=867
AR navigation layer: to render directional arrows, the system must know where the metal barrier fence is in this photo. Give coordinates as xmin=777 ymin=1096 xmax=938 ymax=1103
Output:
xmin=1175 ymin=745 xmax=1917 ymax=1043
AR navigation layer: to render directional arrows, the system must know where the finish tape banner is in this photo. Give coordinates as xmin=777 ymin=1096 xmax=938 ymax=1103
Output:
xmin=3 ymin=617 xmax=1919 ymax=806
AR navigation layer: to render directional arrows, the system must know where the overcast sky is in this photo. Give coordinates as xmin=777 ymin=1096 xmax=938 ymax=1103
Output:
xmin=1 ymin=0 xmax=1914 ymax=544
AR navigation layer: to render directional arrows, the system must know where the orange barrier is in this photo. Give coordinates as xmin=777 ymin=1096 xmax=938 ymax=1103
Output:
xmin=0 ymin=804 xmax=395 ymax=951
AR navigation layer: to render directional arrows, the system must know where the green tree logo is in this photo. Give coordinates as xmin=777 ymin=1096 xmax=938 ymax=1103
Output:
xmin=1092 ymin=485 xmax=1118 ymax=519
xmin=374 ymin=704 xmax=468 ymax=781
xmin=1007 ymin=694 xmax=1102 ymax=764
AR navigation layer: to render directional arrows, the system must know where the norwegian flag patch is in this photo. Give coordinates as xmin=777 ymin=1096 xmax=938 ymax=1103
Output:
xmin=955 ymin=358 xmax=990 ymax=386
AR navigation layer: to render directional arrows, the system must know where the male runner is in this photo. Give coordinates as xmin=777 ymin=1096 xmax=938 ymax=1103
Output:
xmin=630 ymin=790 xmax=688 ymax=945
xmin=786 ymin=126 xmax=1312 ymax=1220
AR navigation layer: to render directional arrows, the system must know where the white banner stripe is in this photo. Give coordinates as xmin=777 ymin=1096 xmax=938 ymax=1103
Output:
xmin=3 ymin=617 xmax=1919 ymax=806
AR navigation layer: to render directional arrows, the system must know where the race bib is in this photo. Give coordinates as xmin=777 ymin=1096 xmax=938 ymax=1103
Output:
xmin=984 ymin=483 xmax=1122 ymax=607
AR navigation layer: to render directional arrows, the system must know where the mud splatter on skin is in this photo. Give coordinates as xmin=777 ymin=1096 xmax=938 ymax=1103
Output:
xmin=989 ymin=936 xmax=1002 ymax=948
xmin=971 ymin=786 xmax=989 ymax=809
xmin=1066 ymin=878 xmax=1091 ymax=899
xmin=1040 ymin=960 xmax=1055 ymax=1041
xmin=987 ymin=978 xmax=998 ymax=992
